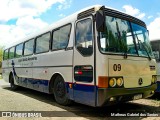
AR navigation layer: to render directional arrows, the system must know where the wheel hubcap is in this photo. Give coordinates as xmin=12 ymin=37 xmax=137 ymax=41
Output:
xmin=56 ymin=81 xmax=65 ymax=97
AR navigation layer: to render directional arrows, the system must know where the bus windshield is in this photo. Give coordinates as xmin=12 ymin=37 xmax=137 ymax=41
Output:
xmin=99 ymin=15 xmax=153 ymax=58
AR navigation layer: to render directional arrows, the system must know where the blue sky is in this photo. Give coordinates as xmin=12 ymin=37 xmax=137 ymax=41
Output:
xmin=0 ymin=0 xmax=160 ymax=47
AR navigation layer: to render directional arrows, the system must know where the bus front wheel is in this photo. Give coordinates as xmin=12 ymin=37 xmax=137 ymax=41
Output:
xmin=53 ymin=75 xmax=71 ymax=105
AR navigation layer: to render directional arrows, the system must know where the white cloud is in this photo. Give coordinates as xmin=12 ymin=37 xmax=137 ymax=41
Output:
xmin=0 ymin=16 xmax=48 ymax=47
xmin=59 ymin=14 xmax=66 ymax=17
xmin=16 ymin=16 xmax=48 ymax=33
xmin=123 ymin=5 xmax=139 ymax=16
xmin=0 ymin=0 xmax=72 ymax=47
xmin=148 ymin=17 xmax=160 ymax=40
xmin=0 ymin=25 xmax=22 ymax=47
xmin=0 ymin=0 xmax=65 ymax=22
xmin=137 ymin=13 xmax=145 ymax=19
xmin=148 ymin=16 xmax=153 ymax=19
xmin=123 ymin=5 xmax=145 ymax=19
xmin=57 ymin=0 xmax=72 ymax=10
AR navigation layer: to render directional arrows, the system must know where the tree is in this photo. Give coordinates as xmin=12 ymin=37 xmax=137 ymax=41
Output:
xmin=0 ymin=46 xmax=4 ymax=68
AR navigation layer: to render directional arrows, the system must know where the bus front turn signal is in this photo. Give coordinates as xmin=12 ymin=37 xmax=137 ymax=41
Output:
xmin=98 ymin=76 xmax=108 ymax=88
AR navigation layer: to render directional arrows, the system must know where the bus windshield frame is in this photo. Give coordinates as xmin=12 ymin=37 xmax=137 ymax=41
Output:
xmin=98 ymin=15 xmax=154 ymax=58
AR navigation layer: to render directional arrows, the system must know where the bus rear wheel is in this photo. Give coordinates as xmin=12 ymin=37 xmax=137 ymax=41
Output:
xmin=10 ymin=74 xmax=18 ymax=90
xmin=53 ymin=75 xmax=71 ymax=105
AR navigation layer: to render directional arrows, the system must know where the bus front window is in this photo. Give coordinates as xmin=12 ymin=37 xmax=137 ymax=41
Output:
xmin=99 ymin=15 xmax=154 ymax=58
xmin=131 ymin=23 xmax=153 ymax=58
xmin=99 ymin=16 xmax=136 ymax=55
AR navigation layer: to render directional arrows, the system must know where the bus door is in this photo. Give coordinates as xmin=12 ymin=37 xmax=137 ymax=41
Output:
xmin=73 ymin=17 xmax=96 ymax=106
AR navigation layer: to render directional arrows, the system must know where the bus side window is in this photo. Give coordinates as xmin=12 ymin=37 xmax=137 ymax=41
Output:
xmin=52 ymin=24 xmax=71 ymax=50
xmin=15 ymin=43 xmax=23 ymax=58
xmin=3 ymin=49 xmax=9 ymax=60
xmin=75 ymin=18 xmax=93 ymax=56
xmin=35 ymin=32 xmax=50 ymax=54
xmin=24 ymin=39 xmax=34 ymax=56
xmin=9 ymin=47 xmax=15 ymax=59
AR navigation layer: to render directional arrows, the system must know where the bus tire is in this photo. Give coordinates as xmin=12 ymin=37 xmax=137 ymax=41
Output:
xmin=53 ymin=75 xmax=71 ymax=105
xmin=10 ymin=74 xmax=18 ymax=90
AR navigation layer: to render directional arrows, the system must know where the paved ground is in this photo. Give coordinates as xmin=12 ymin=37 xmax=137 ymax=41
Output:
xmin=0 ymin=79 xmax=160 ymax=120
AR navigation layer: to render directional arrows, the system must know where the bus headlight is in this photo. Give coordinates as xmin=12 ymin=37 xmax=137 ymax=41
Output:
xmin=117 ymin=78 xmax=124 ymax=87
xmin=109 ymin=78 xmax=116 ymax=87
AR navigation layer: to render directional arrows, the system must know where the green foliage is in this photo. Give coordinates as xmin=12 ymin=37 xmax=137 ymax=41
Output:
xmin=0 ymin=46 xmax=4 ymax=68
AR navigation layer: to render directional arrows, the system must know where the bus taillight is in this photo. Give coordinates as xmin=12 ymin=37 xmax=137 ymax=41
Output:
xmin=75 ymin=71 xmax=83 ymax=75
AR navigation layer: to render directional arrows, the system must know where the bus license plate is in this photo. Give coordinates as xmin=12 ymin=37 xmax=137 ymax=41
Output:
xmin=133 ymin=94 xmax=142 ymax=100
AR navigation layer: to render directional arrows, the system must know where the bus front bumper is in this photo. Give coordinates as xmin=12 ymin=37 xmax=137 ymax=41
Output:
xmin=97 ymin=84 xmax=157 ymax=106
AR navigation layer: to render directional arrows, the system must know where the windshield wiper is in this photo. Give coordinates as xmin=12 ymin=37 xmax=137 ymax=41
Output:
xmin=116 ymin=21 xmax=128 ymax=59
xmin=135 ymin=34 xmax=151 ymax=60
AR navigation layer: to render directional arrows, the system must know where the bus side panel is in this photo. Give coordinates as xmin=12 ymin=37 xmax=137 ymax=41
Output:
xmin=31 ymin=50 xmax=73 ymax=93
xmin=2 ymin=60 xmax=10 ymax=83
xmin=14 ymin=58 xmax=33 ymax=78
xmin=32 ymin=50 xmax=73 ymax=78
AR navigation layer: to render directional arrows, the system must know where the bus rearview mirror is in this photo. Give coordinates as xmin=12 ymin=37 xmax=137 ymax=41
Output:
xmin=96 ymin=6 xmax=105 ymax=32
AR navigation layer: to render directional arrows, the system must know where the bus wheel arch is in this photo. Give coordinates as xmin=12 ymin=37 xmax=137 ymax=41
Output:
xmin=49 ymin=73 xmax=60 ymax=94
xmin=49 ymin=73 xmax=71 ymax=105
xmin=9 ymin=72 xmax=13 ymax=83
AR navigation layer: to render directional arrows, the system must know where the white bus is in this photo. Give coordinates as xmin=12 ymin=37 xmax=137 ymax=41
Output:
xmin=2 ymin=5 xmax=157 ymax=107
xmin=150 ymin=40 xmax=160 ymax=93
